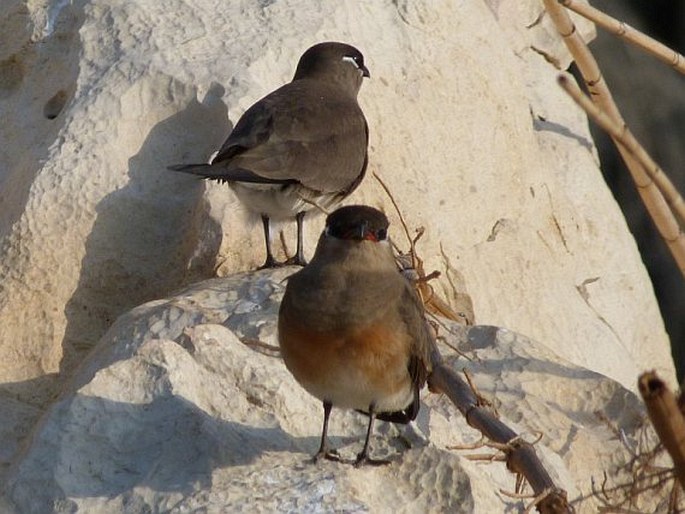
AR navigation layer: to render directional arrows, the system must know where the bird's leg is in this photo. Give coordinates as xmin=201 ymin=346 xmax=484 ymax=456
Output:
xmin=355 ymin=403 xmax=391 ymax=467
xmin=285 ymin=211 xmax=308 ymax=266
xmin=312 ymin=401 xmax=339 ymax=462
xmin=295 ymin=211 xmax=308 ymax=266
xmin=258 ymin=215 xmax=279 ymax=269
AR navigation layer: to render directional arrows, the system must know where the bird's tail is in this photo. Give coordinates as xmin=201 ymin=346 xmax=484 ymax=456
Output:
xmin=168 ymin=163 xmax=295 ymax=185
xmin=167 ymin=163 xmax=213 ymax=176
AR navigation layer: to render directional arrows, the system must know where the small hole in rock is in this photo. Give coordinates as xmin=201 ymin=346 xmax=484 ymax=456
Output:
xmin=44 ymin=89 xmax=69 ymax=119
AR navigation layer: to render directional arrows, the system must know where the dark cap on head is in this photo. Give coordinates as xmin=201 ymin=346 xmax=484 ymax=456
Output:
xmin=326 ymin=205 xmax=388 ymax=242
xmin=293 ymin=42 xmax=370 ymax=93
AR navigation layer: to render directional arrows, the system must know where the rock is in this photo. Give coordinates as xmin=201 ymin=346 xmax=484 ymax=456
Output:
xmin=586 ymin=0 xmax=685 ymax=376
xmin=0 ymin=0 xmax=676 ymax=503
xmin=2 ymin=270 xmax=650 ymax=513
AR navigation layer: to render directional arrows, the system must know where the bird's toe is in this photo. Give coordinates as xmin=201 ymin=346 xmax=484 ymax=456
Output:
xmin=284 ymin=255 xmax=308 ymax=267
xmin=353 ymin=452 xmax=391 ymax=468
xmin=311 ymin=448 xmax=340 ymax=463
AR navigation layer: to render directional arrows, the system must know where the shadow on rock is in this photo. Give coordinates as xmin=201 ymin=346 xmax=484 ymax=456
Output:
xmin=3 ymin=392 xmax=300 ymax=512
xmin=61 ymin=83 xmax=230 ymax=377
xmin=0 ymin=2 xmax=84 ymax=240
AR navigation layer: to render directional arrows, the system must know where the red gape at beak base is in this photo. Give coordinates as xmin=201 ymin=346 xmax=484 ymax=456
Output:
xmin=340 ymin=229 xmax=377 ymax=242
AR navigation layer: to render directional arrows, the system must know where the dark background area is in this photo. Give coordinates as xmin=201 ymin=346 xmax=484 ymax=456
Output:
xmin=581 ymin=1 xmax=684 ymax=380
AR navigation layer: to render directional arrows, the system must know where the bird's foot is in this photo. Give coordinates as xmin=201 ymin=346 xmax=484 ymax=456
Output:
xmin=284 ymin=253 xmax=307 ymax=267
xmin=257 ymin=255 xmax=282 ymax=269
xmin=353 ymin=452 xmax=391 ymax=468
xmin=257 ymin=255 xmax=307 ymax=269
xmin=311 ymin=448 xmax=340 ymax=463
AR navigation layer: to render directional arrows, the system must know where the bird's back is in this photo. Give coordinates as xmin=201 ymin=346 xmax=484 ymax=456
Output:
xmin=213 ymin=79 xmax=368 ymax=194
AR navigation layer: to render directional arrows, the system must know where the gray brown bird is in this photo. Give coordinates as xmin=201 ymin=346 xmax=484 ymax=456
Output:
xmin=278 ymin=205 xmax=434 ymax=466
xmin=169 ymin=42 xmax=370 ymax=268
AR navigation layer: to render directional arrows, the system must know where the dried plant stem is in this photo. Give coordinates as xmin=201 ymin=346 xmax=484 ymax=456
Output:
xmin=557 ymin=75 xmax=685 ymax=226
xmin=373 ymin=172 xmax=471 ymax=323
xmin=543 ymin=0 xmax=685 ymax=277
xmin=429 ymin=360 xmax=571 ymax=513
xmin=638 ymin=371 xmax=685 ymax=492
xmin=372 ymin=172 xmax=413 ymax=260
xmin=559 ymin=0 xmax=685 ymax=75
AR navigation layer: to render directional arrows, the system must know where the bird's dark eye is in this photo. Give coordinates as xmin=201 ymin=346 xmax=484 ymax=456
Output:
xmin=376 ymin=228 xmax=387 ymax=241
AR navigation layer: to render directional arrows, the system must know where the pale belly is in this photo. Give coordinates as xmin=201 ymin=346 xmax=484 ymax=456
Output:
xmin=230 ymin=183 xmax=343 ymax=220
xmin=299 ymin=362 xmax=415 ymax=413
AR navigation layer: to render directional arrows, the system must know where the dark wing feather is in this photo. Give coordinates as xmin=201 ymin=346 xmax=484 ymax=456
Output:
xmin=401 ymin=281 xmax=433 ymax=384
xmin=167 ymin=163 xmax=295 ymax=184
xmin=367 ymin=278 xmax=435 ymax=425
xmin=208 ymin=79 xmax=367 ymax=192
xmin=212 ymin=101 xmax=275 ymax=163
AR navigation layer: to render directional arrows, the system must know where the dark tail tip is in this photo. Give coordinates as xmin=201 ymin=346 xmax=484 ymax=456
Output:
xmin=167 ymin=163 xmax=209 ymax=173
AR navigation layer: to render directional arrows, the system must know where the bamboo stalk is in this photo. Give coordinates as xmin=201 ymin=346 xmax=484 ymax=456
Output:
xmin=542 ymin=0 xmax=685 ymax=277
xmin=560 ymin=0 xmax=685 ymax=75
xmin=638 ymin=371 xmax=685 ymax=492
xmin=557 ymin=75 xmax=685 ymax=229
xmin=558 ymin=75 xmax=685 ymax=276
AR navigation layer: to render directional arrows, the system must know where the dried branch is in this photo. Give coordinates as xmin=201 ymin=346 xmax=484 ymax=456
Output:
xmin=428 ymin=357 xmax=570 ymax=513
xmin=462 ymin=367 xmax=498 ymax=415
xmin=542 ymin=0 xmax=685 ymax=278
xmin=373 ymin=172 xmax=413 ymax=261
xmin=559 ymin=0 xmax=685 ymax=75
xmin=557 ymin=74 xmax=685 ymax=226
xmin=434 ymin=329 xmax=474 ymax=360
xmin=446 ymin=435 xmax=486 ymax=451
xmin=526 ymin=489 xmax=564 ymax=514
xmin=638 ymin=371 xmax=685 ymax=491
xmin=573 ymin=406 xmax=685 ymax=511
xmin=373 ymin=172 xmax=473 ymax=324
xmin=240 ymin=337 xmax=281 ymax=357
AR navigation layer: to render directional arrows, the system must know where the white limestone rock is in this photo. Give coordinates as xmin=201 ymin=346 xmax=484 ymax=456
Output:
xmin=0 ymin=0 xmax=676 ymax=502
xmin=0 ymin=0 xmax=672 ymax=410
xmin=1 ymin=269 xmax=648 ymax=513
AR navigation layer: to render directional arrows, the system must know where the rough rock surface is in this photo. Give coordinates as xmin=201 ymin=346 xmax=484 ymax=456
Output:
xmin=0 ymin=0 xmax=678 ymax=508
xmin=588 ymin=0 xmax=685 ymax=375
xmin=0 ymin=0 xmax=675 ymax=399
xmin=2 ymin=270 xmax=648 ymax=513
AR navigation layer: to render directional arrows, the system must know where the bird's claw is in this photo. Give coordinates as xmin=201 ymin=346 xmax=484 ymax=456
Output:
xmin=311 ymin=448 xmax=340 ymax=463
xmin=353 ymin=453 xmax=391 ymax=468
xmin=284 ymin=255 xmax=308 ymax=267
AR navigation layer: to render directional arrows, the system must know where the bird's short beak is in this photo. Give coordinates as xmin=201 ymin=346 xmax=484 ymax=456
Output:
xmin=359 ymin=221 xmax=374 ymax=241
xmin=361 ymin=65 xmax=370 ymax=78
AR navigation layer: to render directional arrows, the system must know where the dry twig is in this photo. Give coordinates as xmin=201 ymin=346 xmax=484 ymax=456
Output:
xmin=429 ymin=359 xmax=570 ymax=513
xmin=559 ymin=0 xmax=685 ymax=74
xmin=372 ymin=170 xmax=567 ymax=511
xmin=543 ymin=0 xmax=685 ymax=276
xmin=638 ymin=371 xmax=685 ymax=491
xmin=574 ymin=398 xmax=684 ymax=511
xmin=557 ymin=75 xmax=685 ymax=225
xmin=373 ymin=172 xmax=473 ymax=323
xmin=240 ymin=337 xmax=281 ymax=357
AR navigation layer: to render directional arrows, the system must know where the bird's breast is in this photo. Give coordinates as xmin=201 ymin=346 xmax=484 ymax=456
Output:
xmin=278 ymin=310 xmax=414 ymax=412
